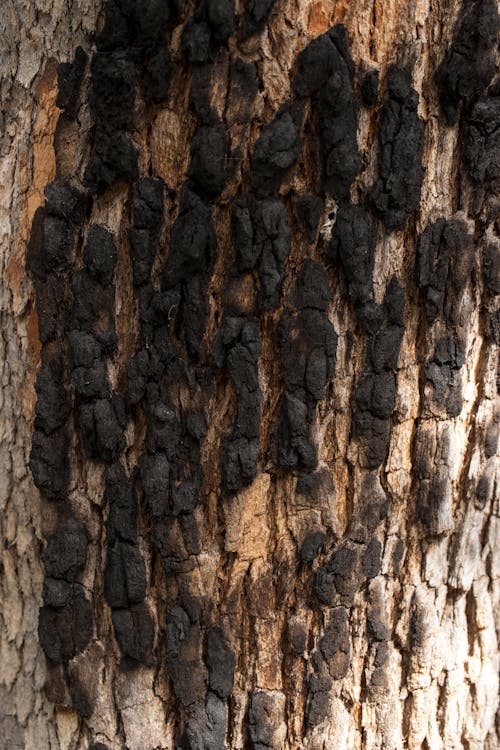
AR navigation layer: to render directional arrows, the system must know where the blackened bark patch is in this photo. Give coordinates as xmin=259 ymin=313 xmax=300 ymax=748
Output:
xmin=435 ymin=0 xmax=499 ymax=124
xmin=361 ymin=68 xmax=379 ymax=107
xmin=189 ymin=122 xmax=229 ymax=199
xmin=129 ymin=177 xmax=165 ymax=286
xmin=240 ymin=0 xmax=275 ymax=38
xmin=43 ymin=519 xmax=88 ymax=582
xmin=44 ymin=179 xmax=88 ymax=227
xmin=206 ymin=627 xmax=235 ymax=698
xmin=277 ymin=261 xmax=337 ymax=471
xmin=325 ymin=201 xmax=375 ymax=323
xmin=163 ymin=187 xmax=216 ymax=283
xmin=425 ymin=334 xmax=466 ymax=417
xmin=182 ymin=21 xmax=213 ymax=64
xmin=166 ymin=608 xmax=207 ymax=705
xmin=462 ymin=95 xmax=500 ymax=195
xmin=416 ymin=217 xmax=474 ymax=325
xmin=300 ymin=531 xmax=326 ymax=565
xmin=39 ymin=588 xmax=93 ymax=662
xmin=292 ymin=194 xmax=323 ymax=243
xmin=70 ymin=224 xmax=117 ymax=350
xmin=293 ymin=25 xmax=355 ymax=99
xmin=96 ymin=0 xmax=173 ymax=53
xmin=182 ymin=694 xmax=228 ymax=750
xmin=56 ymin=46 xmax=88 ymax=117
xmin=320 ymin=606 xmax=351 ymax=679
xmin=353 ymin=277 xmax=405 ymax=468
xmin=84 ymin=51 xmax=138 ymax=192
xmin=415 ymin=214 xmax=473 ymax=420
xmin=207 ymin=0 xmax=235 ymax=43
xmin=182 ymin=0 xmax=235 ymax=63
xmin=213 ymin=315 xmax=261 ymax=491
xmin=84 ymin=0 xmax=176 ymax=192
xmin=142 ymin=46 xmax=174 ymax=104
xmin=112 ymin=603 xmax=155 ymax=665
xmin=104 ymin=541 xmax=147 ymax=608
xmin=296 ymin=469 xmax=334 ymax=507
xmin=482 ymin=239 xmax=500 ymax=297
xmin=248 ymin=690 xmax=286 ymax=750
xmin=140 ymin=452 xmax=171 ymax=518
xmin=315 ymin=544 xmax=361 ymax=606
xmin=306 ymin=675 xmax=332 ymax=727
xmin=318 ymin=62 xmax=360 ymax=200
xmin=106 ymin=463 xmax=138 ymax=543
xmin=27 ymin=177 xmax=84 ymax=503
xmin=363 ymin=538 xmax=382 ymax=579
xmin=89 ymin=52 xmax=135 ymax=130
xmin=34 ymin=356 xmax=71 ymax=434
xmin=251 ymin=106 xmax=301 ymax=195
xmin=30 ymin=428 xmax=70 ymax=501
xmin=82 ymin=225 xmax=117 ymax=288
xmin=231 ymin=195 xmax=291 ymax=311
xmin=292 ymin=26 xmax=359 ymax=199
xmin=371 ymin=67 xmax=424 ymax=230
xmin=162 ymin=186 xmax=217 ymax=359
xmin=80 ymin=397 xmax=126 ymax=462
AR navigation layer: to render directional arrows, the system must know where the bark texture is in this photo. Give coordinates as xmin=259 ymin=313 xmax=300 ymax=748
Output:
xmin=1 ymin=1 xmax=499 ymax=749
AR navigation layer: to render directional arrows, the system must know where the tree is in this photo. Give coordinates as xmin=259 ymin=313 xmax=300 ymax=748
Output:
xmin=1 ymin=0 xmax=499 ymax=748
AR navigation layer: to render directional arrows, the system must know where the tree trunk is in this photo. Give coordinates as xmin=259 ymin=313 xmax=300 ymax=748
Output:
xmin=1 ymin=0 xmax=499 ymax=748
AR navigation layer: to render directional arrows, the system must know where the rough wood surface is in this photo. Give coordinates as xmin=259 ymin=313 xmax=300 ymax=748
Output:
xmin=0 ymin=1 xmax=499 ymax=749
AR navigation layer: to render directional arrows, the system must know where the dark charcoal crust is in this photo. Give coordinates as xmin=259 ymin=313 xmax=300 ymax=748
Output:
xmin=370 ymin=67 xmax=424 ymax=230
xmin=435 ymin=0 xmax=499 ymax=125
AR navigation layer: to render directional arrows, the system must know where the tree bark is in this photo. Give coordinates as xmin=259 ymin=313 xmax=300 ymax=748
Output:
xmin=1 ymin=1 xmax=499 ymax=749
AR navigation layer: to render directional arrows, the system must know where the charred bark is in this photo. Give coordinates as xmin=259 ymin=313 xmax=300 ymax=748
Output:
xmin=1 ymin=1 xmax=499 ymax=749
